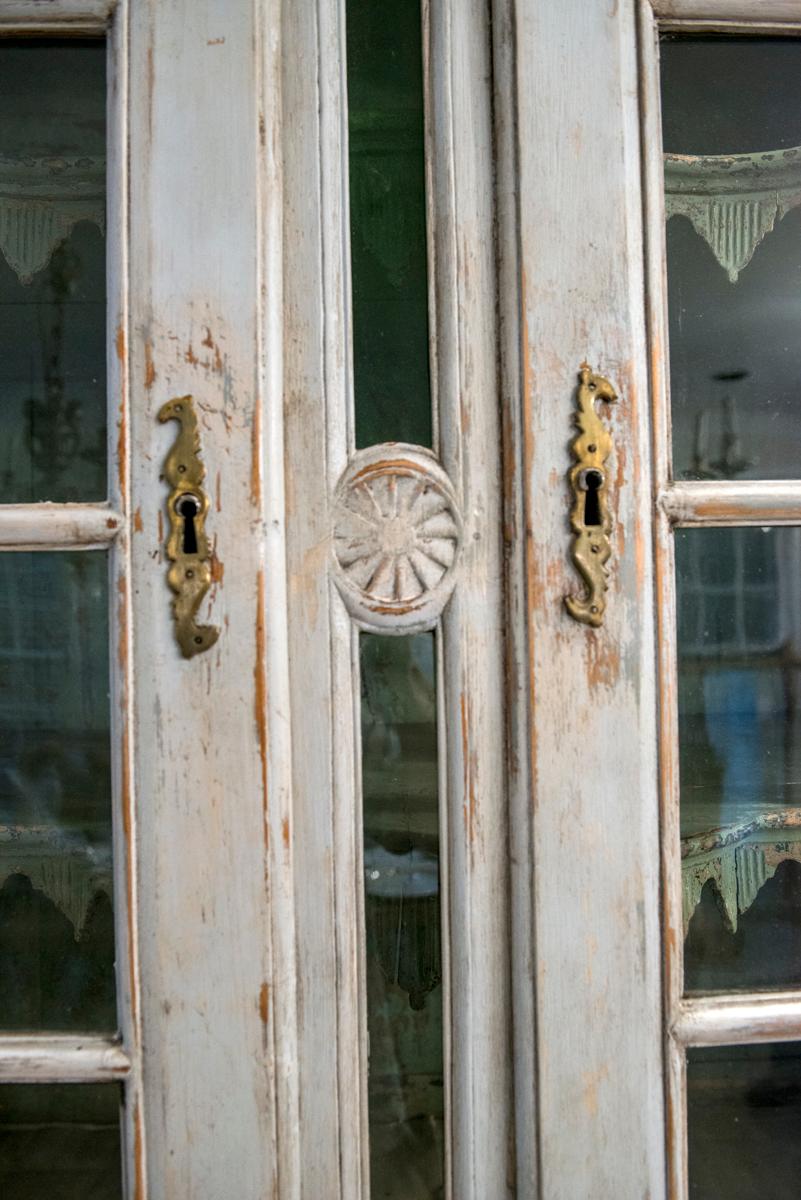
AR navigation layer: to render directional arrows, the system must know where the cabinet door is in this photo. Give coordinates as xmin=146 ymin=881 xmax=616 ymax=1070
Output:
xmin=0 ymin=3 xmax=289 ymax=1198
xmin=503 ymin=1 xmax=801 ymax=1198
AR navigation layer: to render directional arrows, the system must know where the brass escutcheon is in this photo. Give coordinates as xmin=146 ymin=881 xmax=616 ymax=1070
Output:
xmin=158 ymin=394 xmax=220 ymax=658
xmin=565 ymin=364 xmax=617 ymax=628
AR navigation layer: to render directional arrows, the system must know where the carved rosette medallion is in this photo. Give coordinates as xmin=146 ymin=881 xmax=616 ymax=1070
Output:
xmin=332 ymin=444 xmax=462 ymax=632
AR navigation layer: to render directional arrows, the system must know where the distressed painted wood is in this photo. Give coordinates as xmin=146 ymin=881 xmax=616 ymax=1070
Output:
xmin=500 ymin=1 xmax=666 ymax=1196
xmin=0 ymin=1038 xmax=130 ymax=1082
xmin=284 ymin=2 xmax=511 ymax=1198
xmin=637 ymin=4 xmax=686 ymax=1196
xmin=429 ymin=2 xmax=513 ymax=1195
xmin=0 ymin=503 xmax=122 ymax=547
xmin=661 ymin=480 xmax=801 ymax=525
xmin=492 ymin=0 xmax=539 ymax=1194
xmin=651 ymin=0 xmax=801 ymax=21
xmin=282 ymin=1 xmax=365 ymax=1196
xmin=675 ymin=994 xmax=801 ymax=1045
xmin=126 ymin=2 xmax=290 ymax=1197
xmin=0 ymin=0 xmax=114 ymax=29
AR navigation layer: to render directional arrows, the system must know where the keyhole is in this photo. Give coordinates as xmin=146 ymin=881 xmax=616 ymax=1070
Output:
xmin=581 ymin=469 xmax=604 ymax=527
xmin=176 ymin=493 xmax=200 ymax=554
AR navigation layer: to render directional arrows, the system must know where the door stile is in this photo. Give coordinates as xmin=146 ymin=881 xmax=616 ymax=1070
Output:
xmin=491 ymin=0 xmax=540 ymax=1192
xmin=282 ymin=0 xmax=366 ymax=1194
xmin=107 ymin=4 xmax=148 ymax=1196
xmin=126 ymin=1 xmax=285 ymax=1195
xmin=503 ymin=0 xmax=666 ymax=1195
xmin=284 ymin=0 xmax=513 ymax=1195
xmin=255 ymin=1 xmax=302 ymax=1196
xmin=429 ymin=2 xmax=513 ymax=1195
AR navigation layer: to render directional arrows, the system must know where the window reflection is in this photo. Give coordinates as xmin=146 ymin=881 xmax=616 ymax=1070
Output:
xmin=677 ymin=528 xmax=801 ymax=992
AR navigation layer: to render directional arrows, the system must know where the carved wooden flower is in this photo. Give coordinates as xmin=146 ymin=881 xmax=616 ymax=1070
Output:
xmin=333 ymin=451 xmax=461 ymax=623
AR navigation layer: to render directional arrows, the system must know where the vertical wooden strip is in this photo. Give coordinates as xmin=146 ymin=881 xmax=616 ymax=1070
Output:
xmin=106 ymin=5 xmax=147 ymax=1196
xmin=127 ymin=2 xmax=279 ymax=1194
xmin=256 ymin=0 xmax=301 ymax=1195
xmin=431 ymin=2 xmax=513 ymax=1195
xmin=492 ymin=0 xmax=540 ymax=1193
xmin=638 ymin=4 xmax=686 ymax=1196
xmin=282 ymin=0 xmax=364 ymax=1195
xmin=508 ymin=0 xmax=666 ymax=1194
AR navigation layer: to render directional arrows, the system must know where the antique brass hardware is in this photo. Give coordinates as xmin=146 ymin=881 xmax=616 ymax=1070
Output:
xmin=565 ymin=364 xmax=617 ymax=628
xmin=158 ymin=394 xmax=220 ymax=658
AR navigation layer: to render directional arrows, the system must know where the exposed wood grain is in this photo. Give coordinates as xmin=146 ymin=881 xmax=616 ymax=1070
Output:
xmin=0 ymin=1038 xmax=130 ymax=1082
xmin=282 ymin=1 xmax=364 ymax=1195
xmin=0 ymin=0 xmax=114 ymax=29
xmin=431 ymin=1 xmax=513 ymax=1194
xmin=504 ymin=0 xmax=666 ymax=1195
xmin=651 ymin=0 xmax=801 ymax=21
xmin=0 ymin=503 xmax=123 ymax=548
xmin=127 ymin=2 xmax=283 ymax=1196
xmin=638 ymin=4 xmax=685 ymax=1197
xmin=660 ymin=480 xmax=801 ymax=525
xmin=493 ymin=0 xmax=540 ymax=1194
xmin=674 ymin=994 xmax=801 ymax=1045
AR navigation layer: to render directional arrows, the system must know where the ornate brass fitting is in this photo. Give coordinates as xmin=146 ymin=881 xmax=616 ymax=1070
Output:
xmin=158 ymin=394 xmax=219 ymax=658
xmin=565 ymin=364 xmax=617 ymax=628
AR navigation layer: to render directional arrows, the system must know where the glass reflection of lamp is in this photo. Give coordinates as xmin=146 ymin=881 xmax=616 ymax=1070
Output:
xmin=690 ymin=369 xmax=753 ymax=479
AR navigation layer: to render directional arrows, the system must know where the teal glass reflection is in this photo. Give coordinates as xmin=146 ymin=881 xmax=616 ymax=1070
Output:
xmin=0 ymin=1084 xmax=122 ymax=1198
xmin=677 ymin=528 xmax=801 ymax=992
xmin=361 ymin=633 xmax=443 ymax=1199
xmin=0 ymin=552 xmax=115 ymax=1031
xmin=347 ymin=0 xmax=432 ymax=449
xmin=0 ymin=41 xmax=106 ymax=502
xmin=688 ymin=1044 xmax=801 ymax=1198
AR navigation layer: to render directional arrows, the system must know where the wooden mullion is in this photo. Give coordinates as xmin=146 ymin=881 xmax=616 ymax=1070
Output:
xmin=661 ymin=481 xmax=801 ymax=526
xmin=0 ymin=1036 xmax=131 ymax=1083
xmin=0 ymin=503 xmax=123 ymax=549
xmin=674 ymin=993 xmax=801 ymax=1046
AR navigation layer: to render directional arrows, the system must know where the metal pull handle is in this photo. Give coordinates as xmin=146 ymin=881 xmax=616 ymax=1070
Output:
xmin=565 ymin=363 xmax=617 ymax=627
xmin=158 ymin=394 xmax=220 ymax=658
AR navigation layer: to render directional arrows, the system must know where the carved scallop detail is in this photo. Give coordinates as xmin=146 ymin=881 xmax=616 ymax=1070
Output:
xmin=332 ymin=444 xmax=462 ymax=632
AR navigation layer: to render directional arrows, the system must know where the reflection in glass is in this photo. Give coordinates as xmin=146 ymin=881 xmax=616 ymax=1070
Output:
xmin=677 ymin=528 xmax=801 ymax=992
xmin=361 ymin=634 xmax=443 ymax=1200
xmin=0 ymin=40 xmax=106 ymax=502
xmin=688 ymin=1043 xmax=801 ymax=1199
xmin=661 ymin=38 xmax=801 ymax=480
xmin=0 ymin=1084 xmax=122 ymax=1199
xmin=0 ymin=553 xmax=115 ymax=1031
xmin=347 ymin=0 xmax=432 ymax=449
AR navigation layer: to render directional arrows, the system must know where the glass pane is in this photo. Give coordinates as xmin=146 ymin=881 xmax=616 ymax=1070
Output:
xmin=0 ymin=40 xmax=106 ymax=502
xmin=0 ymin=552 xmax=115 ymax=1031
xmin=661 ymin=38 xmax=801 ymax=480
xmin=347 ymin=0 xmax=432 ymax=449
xmin=677 ymin=528 xmax=801 ymax=993
xmin=688 ymin=1043 xmax=801 ymax=1199
xmin=361 ymin=633 xmax=443 ymax=1199
xmin=0 ymin=1084 xmax=122 ymax=1199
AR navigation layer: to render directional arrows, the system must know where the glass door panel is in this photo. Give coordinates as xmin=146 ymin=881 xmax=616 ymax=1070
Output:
xmin=661 ymin=37 xmax=801 ymax=481
xmin=655 ymin=20 xmax=801 ymax=1200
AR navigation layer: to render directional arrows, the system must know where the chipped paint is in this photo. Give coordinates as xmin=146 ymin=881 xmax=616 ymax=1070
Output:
xmin=133 ymin=508 xmax=144 ymax=534
xmin=144 ymin=339 xmax=157 ymax=390
xmin=259 ymin=981 xmax=270 ymax=1025
xmin=209 ymin=550 xmax=225 ymax=584
xmin=281 ymin=816 xmax=290 ymax=850
xmin=584 ymin=628 xmax=621 ymax=690
xmin=133 ymin=1098 xmax=144 ymax=1200
xmin=215 ymin=471 xmax=222 ymax=513
xmin=250 ymin=400 xmax=262 ymax=506
xmin=254 ymin=569 xmax=269 ymax=849
xmin=107 ymin=517 xmax=119 ymax=529
xmin=185 ymin=343 xmax=199 ymax=365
